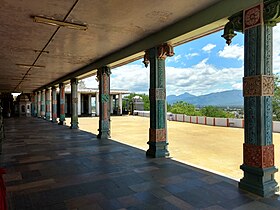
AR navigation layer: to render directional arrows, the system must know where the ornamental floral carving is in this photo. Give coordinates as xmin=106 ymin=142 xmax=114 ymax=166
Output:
xmin=72 ymin=97 xmax=78 ymax=104
xmin=243 ymin=4 xmax=263 ymax=30
xmin=149 ymin=128 xmax=166 ymax=142
xmin=243 ymin=75 xmax=274 ymax=96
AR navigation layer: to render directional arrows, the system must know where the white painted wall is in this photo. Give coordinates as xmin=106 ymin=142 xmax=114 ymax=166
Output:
xmin=198 ymin=116 xmax=206 ymax=125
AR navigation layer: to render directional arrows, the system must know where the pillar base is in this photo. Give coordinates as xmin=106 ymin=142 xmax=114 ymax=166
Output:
xmin=146 ymin=141 xmax=169 ymax=158
xmin=70 ymin=123 xmax=79 ymax=129
xmin=239 ymin=164 xmax=278 ymax=197
xmin=52 ymin=119 xmax=57 ymax=123
xmin=58 ymin=120 xmax=66 ymax=125
xmin=97 ymin=130 xmax=110 ymax=139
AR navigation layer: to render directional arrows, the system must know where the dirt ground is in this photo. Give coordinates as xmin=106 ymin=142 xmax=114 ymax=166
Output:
xmin=66 ymin=116 xmax=280 ymax=184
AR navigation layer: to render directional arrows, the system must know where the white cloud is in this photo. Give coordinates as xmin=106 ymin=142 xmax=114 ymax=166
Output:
xmin=167 ymin=54 xmax=182 ymax=63
xmin=273 ymin=25 xmax=280 ymax=73
xmin=83 ymin=59 xmax=243 ymax=96
xmin=218 ymin=44 xmax=244 ymax=61
xmin=185 ymin=52 xmax=199 ymax=59
xmin=232 ymin=83 xmax=242 ymax=90
xmin=202 ymin=43 xmax=216 ymax=53
xmin=166 ymin=59 xmax=243 ymax=96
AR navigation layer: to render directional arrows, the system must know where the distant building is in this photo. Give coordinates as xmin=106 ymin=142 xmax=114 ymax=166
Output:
xmin=65 ymin=87 xmax=129 ymax=116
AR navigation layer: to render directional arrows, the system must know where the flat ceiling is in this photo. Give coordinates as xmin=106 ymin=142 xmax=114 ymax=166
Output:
xmin=0 ymin=0 xmax=260 ymax=93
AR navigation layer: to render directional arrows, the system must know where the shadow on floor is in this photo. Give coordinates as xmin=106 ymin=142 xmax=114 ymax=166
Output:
xmin=1 ymin=117 xmax=280 ymax=210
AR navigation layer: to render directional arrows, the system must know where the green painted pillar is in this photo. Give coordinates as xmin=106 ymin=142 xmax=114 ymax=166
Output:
xmin=52 ymin=87 xmax=57 ymax=123
xmin=70 ymin=78 xmax=79 ymax=129
xmin=45 ymin=88 xmax=51 ymax=121
xmin=97 ymin=66 xmax=111 ymax=139
xmin=34 ymin=92 xmax=37 ymax=117
xmin=41 ymin=89 xmax=46 ymax=119
xmin=240 ymin=26 xmax=278 ymax=197
xmin=37 ymin=91 xmax=41 ymax=118
xmin=222 ymin=2 xmax=280 ymax=197
xmin=58 ymin=83 xmax=66 ymax=125
xmin=144 ymin=44 xmax=174 ymax=158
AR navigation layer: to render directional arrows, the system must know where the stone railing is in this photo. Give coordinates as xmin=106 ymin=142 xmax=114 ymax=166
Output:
xmin=133 ymin=110 xmax=280 ymax=133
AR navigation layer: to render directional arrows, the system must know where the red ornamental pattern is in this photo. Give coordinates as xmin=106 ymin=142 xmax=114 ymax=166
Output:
xmin=243 ymin=144 xmax=274 ymax=168
xmin=149 ymin=128 xmax=166 ymax=142
xmin=103 ymin=74 xmax=108 ymax=94
xmin=60 ymin=104 xmax=65 ymax=114
xmin=103 ymin=103 xmax=108 ymax=120
xmin=243 ymin=4 xmax=263 ymax=30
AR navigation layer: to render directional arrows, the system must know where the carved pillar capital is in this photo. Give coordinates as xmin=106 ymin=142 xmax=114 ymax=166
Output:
xmin=157 ymin=43 xmax=174 ymax=59
xmin=143 ymin=43 xmax=174 ymax=67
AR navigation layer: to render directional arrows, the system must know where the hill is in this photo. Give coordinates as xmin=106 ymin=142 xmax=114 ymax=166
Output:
xmin=167 ymin=90 xmax=243 ymax=107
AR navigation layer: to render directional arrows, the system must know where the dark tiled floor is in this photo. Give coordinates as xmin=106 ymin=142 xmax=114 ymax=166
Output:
xmin=1 ymin=117 xmax=280 ymax=210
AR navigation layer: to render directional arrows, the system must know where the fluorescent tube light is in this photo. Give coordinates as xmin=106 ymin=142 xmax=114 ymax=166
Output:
xmin=33 ymin=16 xmax=88 ymax=30
xmin=16 ymin=64 xmax=45 ymax=69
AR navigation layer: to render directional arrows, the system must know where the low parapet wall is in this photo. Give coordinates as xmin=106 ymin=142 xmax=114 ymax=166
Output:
xmin=133 ymin=110 xmax=280 ymax=133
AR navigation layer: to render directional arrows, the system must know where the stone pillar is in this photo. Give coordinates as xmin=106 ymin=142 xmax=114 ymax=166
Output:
xmin=58 ymin=83 xmax=66 ymax=125
xmin=118 ymin=93 xmax=122 ymax=115
xmin=52 ymin=87 xmax=57 ymax=123
xmin=221 ymin=3 xmax=280 ymax=197
xmin=144 ymin=44 xmax=174 ymax=158
xmin=95 ymin=92 xmax=99 ymax=116
xmin=34 ymin=92 xmax=38 ymax=117
xmin=110 ymin=95 xmax=114 ymax=114
xmin=41 ymin=89 xmax=46 ymax=118
xmin=45 ymin=88 xmax=51 ymax=121
xmin=78 ymin=92 xmax=81 ymax=116
xmin=240 ymin=12 xmax=278 ymax=197
xmin=37 ymin=91 xmax=41 ymax=117
xmin=70 ymin=78 xmax=79 ymax=129
xmin=88 ymin=95 xmax=92 ymax=115
xmin=97 ymin=66 xmax=111 ymax=139
xmin=31 ymin=93 xmax=35 ymax=116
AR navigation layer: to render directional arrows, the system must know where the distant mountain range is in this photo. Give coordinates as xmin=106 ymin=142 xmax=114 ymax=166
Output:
xmin=167 ymin=90 xmax=243 ymax=107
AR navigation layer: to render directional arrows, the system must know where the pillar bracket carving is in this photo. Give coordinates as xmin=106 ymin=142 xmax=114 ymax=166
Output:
xmin=143 ymin=43 xmax=174 ymax=67
xmin=222 ymin=0 xmax=280 ymax=45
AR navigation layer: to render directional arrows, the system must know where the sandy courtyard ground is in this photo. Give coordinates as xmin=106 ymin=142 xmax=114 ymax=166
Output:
xmin=66 ymin=116 xmax=280 ymax=185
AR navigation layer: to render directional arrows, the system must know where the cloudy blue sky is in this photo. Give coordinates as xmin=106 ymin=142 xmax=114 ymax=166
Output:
xmin=84 ymin=25 xmax=280 ymax=96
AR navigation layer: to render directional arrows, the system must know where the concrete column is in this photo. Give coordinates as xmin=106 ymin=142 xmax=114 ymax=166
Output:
xmin=31 ymin=93 xmax=35 ymax=116
xmin=37 ymin=91 xmax=41 ymax=117
xmin=97 ymin=66 xmax=111 ymax=138
xmin=95 ymin=92 xmax=99 ymax=116
xmin=88 ymin=95 xmax=92 ymax=115
xmin=118 ymin=93 xmax=122 ymax=115
xmin=70 ymin=78 xmax=79 ymax=129
xmin=145 ymin=44 xmax=174 ymax=158
xmin=52 ymin=87 xmax=57 ymax=123
xmin=58 ymin=83 xmax=66 ymax=125
xmin=45 ymin=88 xmax=51 ymax=121
xmin=78 ymin=92 xmax=81 ymax=116
xmin=41 ymin=89 xmax=46 ymax=118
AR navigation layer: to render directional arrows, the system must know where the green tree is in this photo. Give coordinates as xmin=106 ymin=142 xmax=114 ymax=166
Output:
xmin=200 ymin=106 xmax=234 ymax=118
xmin=273 ymin=74 xmax=280 ymax=120
xmin=123 ymin=93 xmax=150 ymax=111
xmin=168 ymin=101 xmax=201 ymax=116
